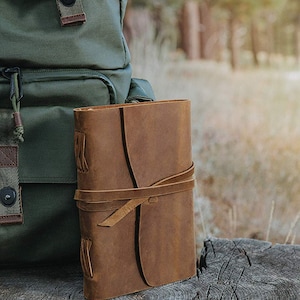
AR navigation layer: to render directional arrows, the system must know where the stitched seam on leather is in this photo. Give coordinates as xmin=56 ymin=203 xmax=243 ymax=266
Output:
xmin=0 ymin=214 xmax=21 ymax=219
xmin=61 ymin=14 xmax=86 ymax=23
xmin=0 ymin=146 xmax=17 ymax=168
xmin=0 ymin=214 xmax=22 ymax=224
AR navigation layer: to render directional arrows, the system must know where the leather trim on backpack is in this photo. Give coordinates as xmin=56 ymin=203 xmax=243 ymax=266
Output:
xmin=56 ymin=0 xmax=86 ymax=26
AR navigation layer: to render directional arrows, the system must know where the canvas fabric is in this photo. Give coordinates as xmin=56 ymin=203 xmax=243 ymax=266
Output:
xmin=0 ymin=0 xmax=154 ymax=265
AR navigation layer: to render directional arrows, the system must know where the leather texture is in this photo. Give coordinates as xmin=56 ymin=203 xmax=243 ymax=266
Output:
xmin=74 ymin=100 xmax=196 ymax=299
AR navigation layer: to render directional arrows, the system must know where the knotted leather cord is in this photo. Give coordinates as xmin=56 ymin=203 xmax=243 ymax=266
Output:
xmin=75 ymin=164 xmax=195 ymax=227
xmin=80 ymin=238 xmax=93 ymax=278
xmin=74 ymin=131 xmax=89 ymax=173
xmin=11 ymin=73 xmax=24 ymax=143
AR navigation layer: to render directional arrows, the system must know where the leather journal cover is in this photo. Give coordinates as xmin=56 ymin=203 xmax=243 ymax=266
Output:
xmin=74 ymin=100 xmax=196 ymax=300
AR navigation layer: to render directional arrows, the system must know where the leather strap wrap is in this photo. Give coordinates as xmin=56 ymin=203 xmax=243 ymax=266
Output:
xmin=76 ymin=178 xmax=194 ymax=203
xmin=56 ymin=0 xmax=86 ymax=26
xmin=75 ymin=164 xmax=195 ymax=227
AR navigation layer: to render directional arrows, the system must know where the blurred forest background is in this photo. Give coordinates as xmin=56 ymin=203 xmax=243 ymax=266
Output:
xmin=124 ymin=0 xmax=300 ymax=251
xmin=125 ymin=0 xmax=300 ymax=69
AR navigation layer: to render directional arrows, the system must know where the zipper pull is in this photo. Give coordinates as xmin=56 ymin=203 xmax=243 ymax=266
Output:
xmin=2 ymin=67 xmax=24 ymax=143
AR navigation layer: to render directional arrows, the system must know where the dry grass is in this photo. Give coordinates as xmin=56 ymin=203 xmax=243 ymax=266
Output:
xmin=130 ymin=39 xmax=300 ymax=251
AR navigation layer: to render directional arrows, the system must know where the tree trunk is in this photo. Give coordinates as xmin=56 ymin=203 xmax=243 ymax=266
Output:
xmin=1 ymin=238 xmax=300 ymax=299
xmin=266 ymin=14 xmax=276 ymax=66
xmin=228 ymin=15 xmax=239 ymax=70
xmin=250 ymin=19 xmax=259 ymax=66
xmin=199 ymin=1 xmax=211 ymax=59
xmin=180 ymin=1 xmax=201 ymax=60
xmin=295 ymin=16 xmax=300 ymax=65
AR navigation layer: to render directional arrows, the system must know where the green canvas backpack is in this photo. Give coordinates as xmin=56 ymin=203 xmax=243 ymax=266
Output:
xmin=0 ymin=0 xmax=154 ymax=265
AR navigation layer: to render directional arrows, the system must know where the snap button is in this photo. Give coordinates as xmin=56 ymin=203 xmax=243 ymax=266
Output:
xmin=0 ymin=187 xmax=17 ymax=207
xmin=60 ymin=0 xmax=76 ymax=6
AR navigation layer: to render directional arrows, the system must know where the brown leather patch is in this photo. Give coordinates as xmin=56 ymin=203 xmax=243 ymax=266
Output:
xmin=0 ymin=145 xmax=18 ymax=168
xmin=55 ymin=0 xmax=86 ymax=26
xmin=61 ymin=14 xmax=86 ymax=26
xmin=0 ymin=214 xmax=23 ymax=225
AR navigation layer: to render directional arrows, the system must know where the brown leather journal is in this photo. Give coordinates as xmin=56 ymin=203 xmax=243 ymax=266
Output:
xmin=74 ymin=100 xmax=196 ymax=300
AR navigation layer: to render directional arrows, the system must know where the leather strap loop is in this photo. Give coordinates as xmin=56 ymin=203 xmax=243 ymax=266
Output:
xmin=0 ymin=145 xmax=23 ymax=225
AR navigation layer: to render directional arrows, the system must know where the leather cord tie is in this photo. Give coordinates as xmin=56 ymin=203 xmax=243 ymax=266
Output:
xmin=74 ymin=163 xmax=195 ymax=227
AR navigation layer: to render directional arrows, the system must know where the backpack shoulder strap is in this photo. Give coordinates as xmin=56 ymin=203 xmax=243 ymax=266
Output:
xmin=56 ymin=0 xmax=86 ymax=26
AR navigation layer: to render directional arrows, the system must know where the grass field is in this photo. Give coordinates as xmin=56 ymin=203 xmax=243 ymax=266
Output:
xmin=130 ymin=41 xmax=300 ymax=251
